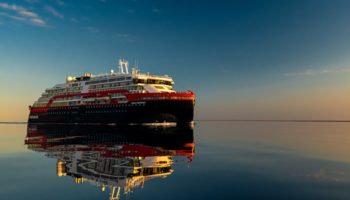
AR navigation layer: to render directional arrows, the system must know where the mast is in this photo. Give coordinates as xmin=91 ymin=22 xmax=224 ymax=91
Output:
xmin=118 ymin=59 xmax=129 ymax=74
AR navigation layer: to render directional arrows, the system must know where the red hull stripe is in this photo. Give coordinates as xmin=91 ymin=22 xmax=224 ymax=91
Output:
xmin=30 ymin=90 xmax=195 ymax=113
xmin=25 ymin=140 xmax=195 ymax=157
xmin=126 ymin=91 xmax=195 ymax=101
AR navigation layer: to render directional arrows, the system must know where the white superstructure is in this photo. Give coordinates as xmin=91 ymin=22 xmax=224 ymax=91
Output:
xmin=33 ymin=59 xmax=175 ymax=108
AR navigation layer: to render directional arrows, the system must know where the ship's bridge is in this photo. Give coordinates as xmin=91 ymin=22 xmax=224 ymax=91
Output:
xmin=132 ymin=74 xmax=174 ymax=86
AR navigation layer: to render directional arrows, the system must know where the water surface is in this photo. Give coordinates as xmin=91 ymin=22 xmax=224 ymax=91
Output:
xmin=1 ymin=121 xmax=350 ymax=200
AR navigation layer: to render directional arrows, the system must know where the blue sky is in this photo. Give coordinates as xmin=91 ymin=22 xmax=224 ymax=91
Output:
xmin=1 ymin=0 xmax=350 ymax=121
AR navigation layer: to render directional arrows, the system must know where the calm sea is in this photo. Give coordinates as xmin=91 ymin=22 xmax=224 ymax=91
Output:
xmin=1 ymin=121 xmax=350 ymax=200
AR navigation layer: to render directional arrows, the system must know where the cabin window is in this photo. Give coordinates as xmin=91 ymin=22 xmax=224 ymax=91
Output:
xmin=165 ymin=81 xmax=172 ymax=85
xmin=136 ymin=79 xmax=145 ymax=84
xmin=147 ymin=79 xmax=156 ymax=84
xmin=145 ymin=79 xmax=172 ymax=85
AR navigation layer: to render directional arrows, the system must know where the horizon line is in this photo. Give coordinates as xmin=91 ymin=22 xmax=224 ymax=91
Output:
xmin=196 ymin=119 xmax=350 ymax=122
xmin=1 ymin=119 xmax=350 ymax=124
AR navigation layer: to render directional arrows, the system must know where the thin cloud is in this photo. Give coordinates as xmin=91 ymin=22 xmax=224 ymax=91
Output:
xmin=31 ymin=18 xmax=46 ymax=26
xmin=19 ymin=10 xmax=38 ymax=18
xmin=285 ymin=68 xmax=350 ymax=76
xmin=45 ymin=6 xmax=64 ymax=19
xmin=0 ymin=12 xmax=25 ymax=22
xmin=0 ymin=2 xmax=47 ymax=27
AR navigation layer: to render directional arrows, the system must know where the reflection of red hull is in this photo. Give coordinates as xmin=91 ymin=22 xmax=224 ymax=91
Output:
xmin=28 ymin=91 xmax=195 ymax=124
xmin=25 ymin=124 xmax=195 ymax=158
xmin=100 ymin=144 xmax=194 ymax=158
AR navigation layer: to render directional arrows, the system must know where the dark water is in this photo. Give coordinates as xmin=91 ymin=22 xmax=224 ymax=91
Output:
xmin=1 ymin=121 xmax=350 ymax=200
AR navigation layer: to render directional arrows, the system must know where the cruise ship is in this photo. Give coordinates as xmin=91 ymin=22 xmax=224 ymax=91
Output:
xmin=28 ymin=59 xmax=195 ymax=124
xmin=25 ymin=124 xmax=195 ymax=200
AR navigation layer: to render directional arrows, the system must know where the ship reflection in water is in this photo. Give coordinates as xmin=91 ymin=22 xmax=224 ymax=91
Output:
xmin=25 ymin=124 xmax=194 ymax=200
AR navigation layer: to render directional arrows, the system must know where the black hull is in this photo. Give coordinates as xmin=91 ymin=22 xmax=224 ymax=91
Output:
xmin=26 ymin=124 xmax=194 ymax=150
xmin=28 ymin=100 xmax=194 ymax=124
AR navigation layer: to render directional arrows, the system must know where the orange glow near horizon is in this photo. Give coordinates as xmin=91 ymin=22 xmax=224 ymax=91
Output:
xmin=0 ymin=124 xmax=28 ymax=155
xmin=2 ymin=72 xmax=350 ymax=122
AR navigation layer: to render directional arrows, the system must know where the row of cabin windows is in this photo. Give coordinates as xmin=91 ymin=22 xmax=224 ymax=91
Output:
xmin=89 ymin=82 xmax=133 ymax=89
xmin=133 ymin=78 xmax=173 ymax=86
xmin=89 ymin=85 xmax=143 ymax=91
xmin=41 ymin=93 xmax=53 ymax=98
xmin=46 ymin=86 xmax=81 ymax=95
xmin=55 ymin=96 xmax=81 ymax=101
xmin=47 ymin=102 xmax=145 ymax=110
xmin=33 ymin=103 xmax=47 ymax=107
xmin=50 ymin=100 xmax=139 ymax=107
xmin=46 ymin=88 xmax=65 ymax=94
xmin=66 ymin=87 xmax=82 ymax=92
xmin=86 ymin=110 xmax=127 ymax=113
xmin=47 ymin=104 xmax=140 ymax=110
xmin=37 ymin=97 xmax=50 ymax=102
xmin=86 ymin=104 xmax=144 ymax=109
xmin=51 ymin=102 xmax=68 ymax=106
xmin=49 ymin=110 xmax=127 ymax=114
xmin=85 ymin=76 xmax=132 ymax=85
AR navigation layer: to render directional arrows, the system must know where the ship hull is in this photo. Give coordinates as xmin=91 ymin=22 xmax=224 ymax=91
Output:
xmin=28 ymin=99 xmax=194 ymax=125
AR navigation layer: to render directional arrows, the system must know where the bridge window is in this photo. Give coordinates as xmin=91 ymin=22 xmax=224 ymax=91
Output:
xmin=136 ymin=79 xmax=145 ymax=84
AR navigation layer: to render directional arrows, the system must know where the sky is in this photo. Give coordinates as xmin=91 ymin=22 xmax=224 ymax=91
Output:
xmin=1 ymin=0 xmax=350 ymax=121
